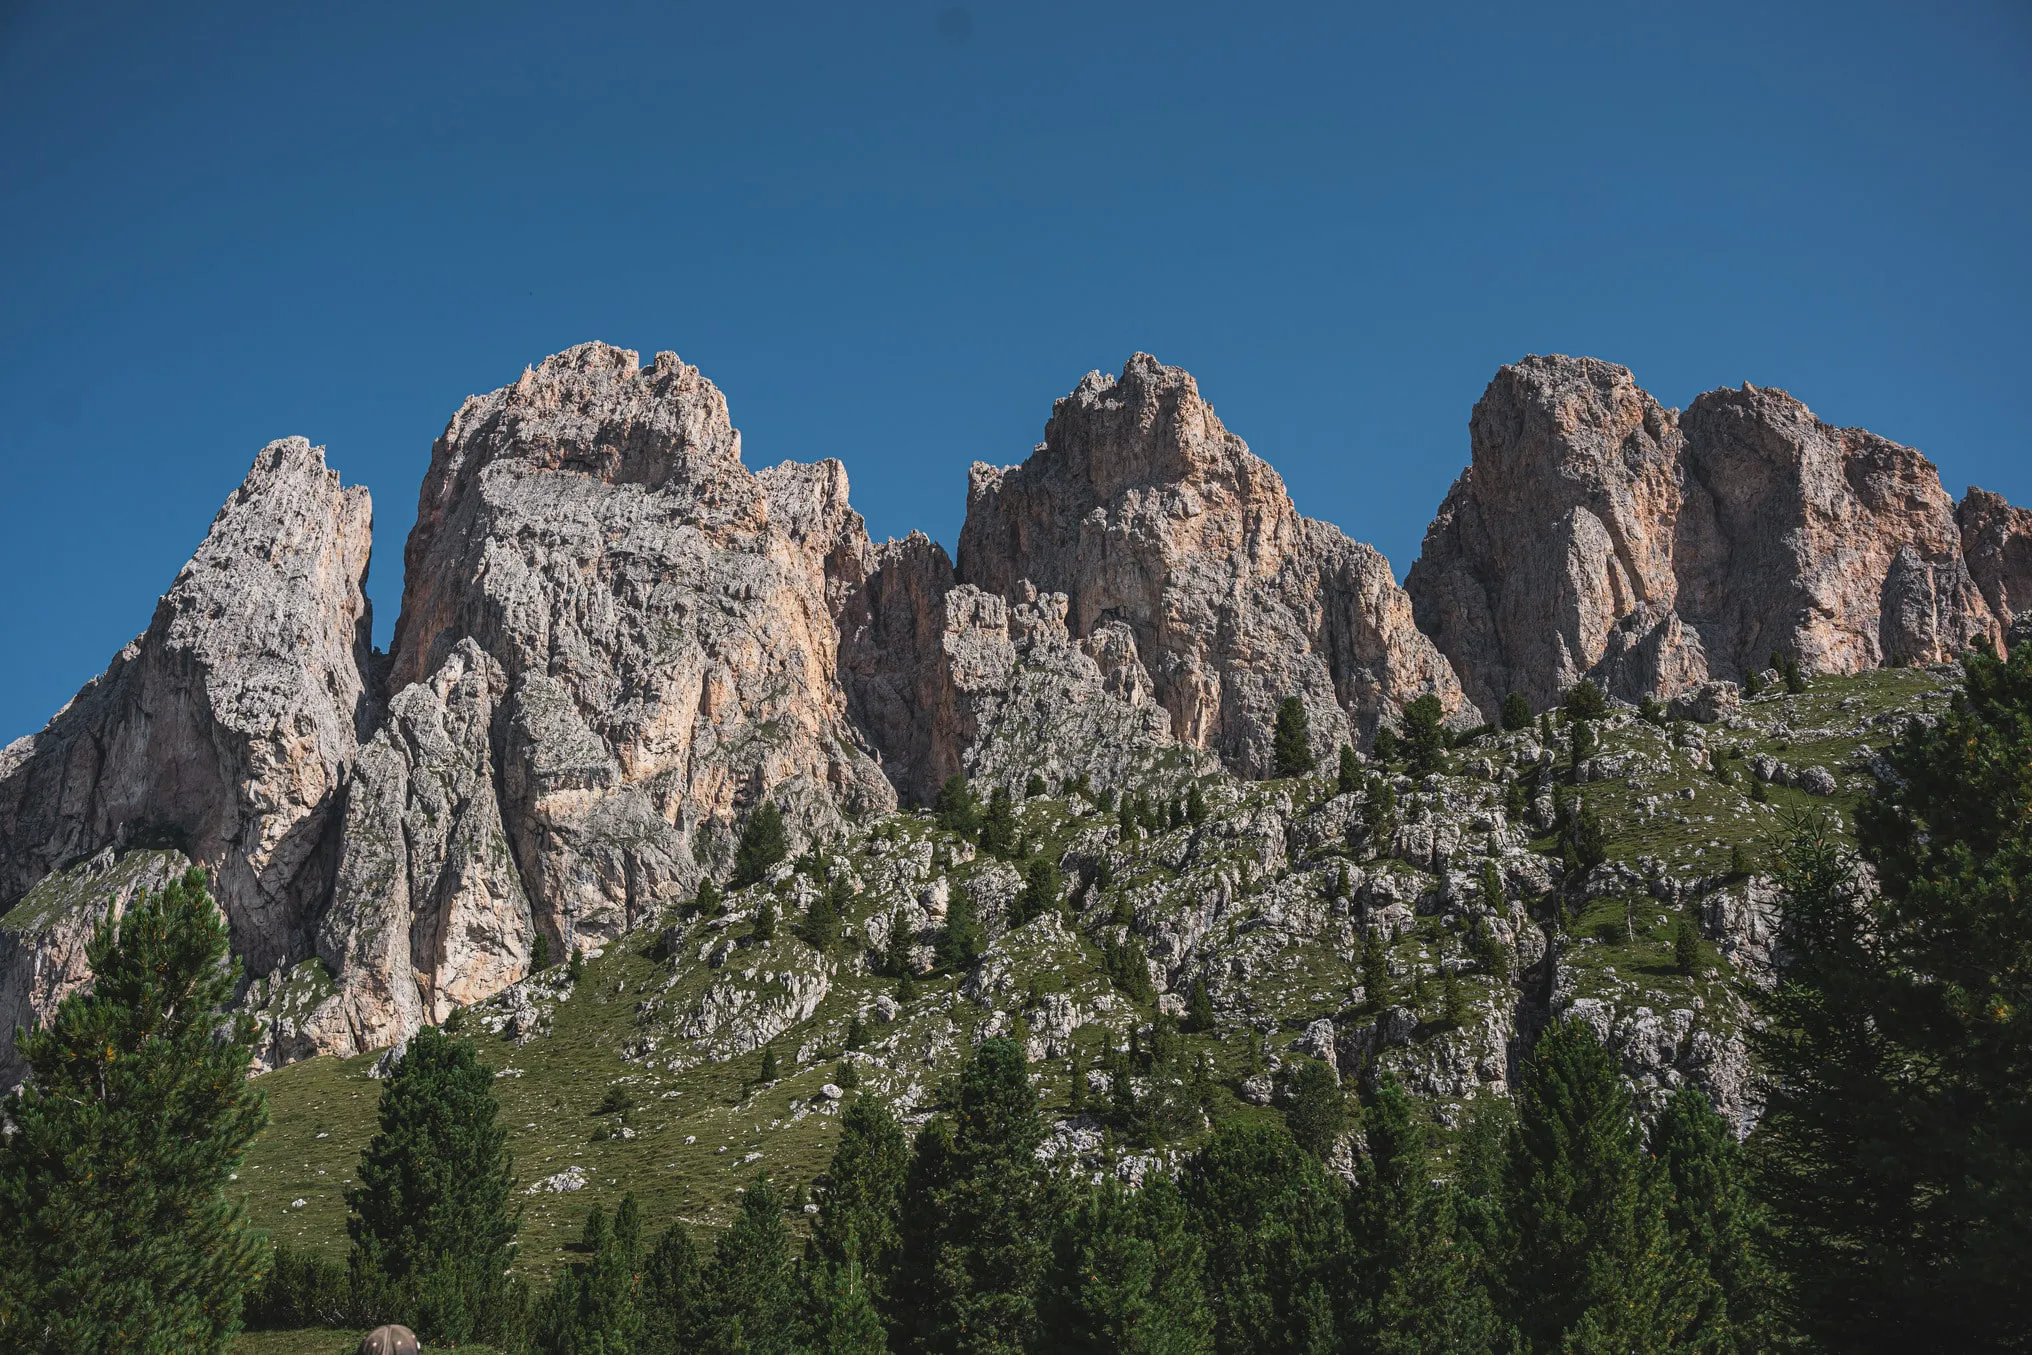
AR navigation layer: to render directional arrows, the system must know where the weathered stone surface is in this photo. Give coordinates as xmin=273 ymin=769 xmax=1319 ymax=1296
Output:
xmin=1959 ymin=486 xmax=2032 ymax=646
xmin=958 ymin=353 xmax=1473 ymax=772
xmin=0 ymin=438 xmax=372 ymax=1071
xmin=309 ymin=640 xmax=533 ymax=1057
xmin=1409 ymin=356 xmax=2006 ymax=711
xmin=392 ymin=343 xmax=894 ymax=952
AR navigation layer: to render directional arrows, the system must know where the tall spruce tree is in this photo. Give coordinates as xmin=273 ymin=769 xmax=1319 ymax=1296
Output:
xmin=1337 ymin=743 xmax=1362 ymax=795
xmin=1180 ymin=1121 xmax=1351 ymax=1355
xmin=0 ymin=867 xmax=268 ymax=1354
xmin=703 ymin=1175 xmax=800 ymax=1355
xmin=1402 ymin=693 xmax=1449 ymax=775
xmin=1650 ymin=1087 xmax=1783 ymax=1353
xmin=346 ymin=1026 xmax=524 ymax=1344
xmin=1748 ymin=637 xmax=2032 ymax=1352
xmin=808 ymin=1097 xmax=910 ymax=1317
xmin=1272 ymin=697 xmax=1316 ymax=777
xmin=978 ymin=785 xmax=1017 ymax=858
xmin=1345 ymin=1075 xmax=1503 ymax=1354
xmin=1502 ymin=691 xmax=1533 ymax=732
xmin=732 ymin=801 xmax=790 ymax=888
xmin=533 ymin=1194 xmax=646 ymax=1355
xmin=638 ymin=1222 xmax=708 ymax=1355
xmin=934 ymin=775 xmax=981 ymax=838
xmin=1037 ymin=1176 xmax=1213 ymax=1355
xmin=891 ymin=1037 xmax=1055 ymax=1354
xmin=1497 ymin=1018 xmax=1698 ymax=1353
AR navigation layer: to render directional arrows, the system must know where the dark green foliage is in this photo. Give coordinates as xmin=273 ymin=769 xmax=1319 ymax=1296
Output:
xmin=733 ymin=801 xmax=790 ymax=888
xmin=896 ymin=968 xmax=919 ymax=1005
xmin=1568 ymin=718 xmax=1596 ymax=782
xmin=1504 ymin=776 xmax=1529 ymax=821
xmin=808 ymin=1097 xmax=909 ymax=1319
xmin=1025 ymin=772 xmax=1047 ymax=798
xmin=696 ymin=876 xmax=724 ymax=916
xmin=702 ymin=1176 xmax=800 ymax=1355
xmin=1184 ymin=975 xmax=1217 ymax=1033
xmin=569 ymin=944 xmax=586 ymax=982
xmin=1114 ymin=1018 xmax=1200 ymax=1148
xmin=892 ymin=1038 xmax=1057 ymax=1353
xmin=1402 ymin=693 xmax=1448 ymax=775
xmin=935 ymin=775 xmax=981 ymax=838
xmin=1673 ymin=916 xmax=1701 ymax=976
xmin=979 ymin=785 xmax=1018 ymax=858
xmin=533 ymin=1194 xmax=646 ymax=1355
xmin=1360 ymin=927 xmax=1393 ymax=1012
xmin=1371 ymin=724 xmax=1401 ymax=764
xmin=1336 ymin=743 xmax=1361 ymax=795
xmin=0 ymin=868 xmax=269 ymax=1354
xmin=1284 ymin=1059 xmax=1347 ymax=1159
xmin=1470 ymin=916 xmax=1512 ymax=981
xmin=1097 ymin=786 xmax=1117 ymax=812
xmin=1439 ymin=966 xmax=1470 ymax=1029
xmin=753 ymin=894 xmax=778 ymax=942
xmin=639 ymin=1221 xmax=708 ymax=1355
xmin=1727 ymin=843 xmax=1751 ymax=879
xmin=1118 ymin=795 xmax=1140 ymax=840
xmin=1559 ymin=794 xmax=1606 ymax=874
xmin=805 ymin=1232 xmax=889 ymax=1354
xmin=1346 ymin=1075 xmax=1504 ymax=1353
xmin=846 ymin=1012 xmax=867 ymax=1051
xmin=884 ymin=909 xmax=914 ymax=978
xmin=1272 ymin=696 xmax=1316 ymax=777
xmin=1744 ymin=667 xmax=1764 ymax=697
xmin=1181 ymin=1121 xmax=1351 ymax=1355
xmin=803 ymin=878 xmax=843 ymax=950
xmin=937 ymin=882 xmax=984 ymax=972
xmin=345 ymin=1026 xmax=524 ymax=1345
xmin=533 ymin=930 xmax=553 ymax=972
xmin=1561 ymin=678 xmax=1608 ymax=722
xmin=1186 ymin=783 xmax=1208 ymax=826
xmin=838 ymin=1058 xmax=861 ymax=1090
xmin=598 ymin=1083 xmax=637 ymax=1116
xmin=1362 ymin=775 xmax=1398 ymax=844
xmin=1497 ymin=1019 xmax=1695 ymax=1353
xmin=1038 ymin=1176 xmax=1214 ymax=1355
xmin=1639 ymin=694 xmax=1667 ymax=726
xmin=246 ymin=1242 xmax=356 ymax=1330
xmin=1502 ymin=691 xmax=1533 ymax=731
xmin=1748 ymin=639 xmax=2032 ymax=1351
xmin=1781 ymin=656 xmax=1806 ymax=695
xmin=1652 ymin=1087 xmax=1784 ymax=1352
xmin=1015 ymin=856 xmax=1061 ymax=926
xmin=1104 ymin=933 xmax=1157 ymax=1005
xmin=758 ymin=1044 xmax=780 ymax=1083
xmin=1749 ymin=775 xmax=1768 ymax=803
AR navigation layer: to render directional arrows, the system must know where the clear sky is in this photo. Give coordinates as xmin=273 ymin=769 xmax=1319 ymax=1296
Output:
xmin=2 ymin=2 xmax=2027 ymax=740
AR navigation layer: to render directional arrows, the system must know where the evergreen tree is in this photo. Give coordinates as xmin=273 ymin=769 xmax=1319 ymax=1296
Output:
xmin=885 ymin=909 xmax=914 ymax=979
xmin=1037 ymin=1176 xmax=1214 ymax=1355
xmin=1372 ymin=726 xmax=1401 ymax=764
xmin=805 ymin=1228 xmax=889 ymax=1355
xmin=891 ymin=1038 xmax=1056 ymax=1354
xmin=1180 ymin=1121 xmax=1350 ymax=1355
xmin=1651 ymin=1087 xmax=1783 ymax=1353
xmin=345 ymin=1026 xmax=523 ymax=1344
xmin=1015 ymin=856 xmax=1061 ymax=926
xmin=1186 ymin=783 xmax=1208 ymax=827
xmin=1502 ymin=691 xmax=1533 ymax=732
xmin=702 ymin=1176 xmax=799 ymax=1355
xmin=1497 ymin=1019 xmax=1697 ymax=1353
xmin=1562 ymin=678 xmax=1608 ymax=722
xmin=732 ymin=801 xmax=790 ymax=888
xmin=803 ymin=878 xmax=842 ymax=950
xmin=1272 ymin=697 xmax=1316 ymax=777
xmin=1345 ymin=1075 xmax=1503 ymax=1354
xmin=533 ymin=1194 xmax=646 ymax=1355
xmin=808 ymin=1097 xmax=910 ymax=1318
xmin=935 ymin=775 xmax=981 ymax=838
xmin=1337 ymin=743 xmax=1361 ymax=795
xmin=1673 ymin=915 xmax=1701 ymax=976
xmin=696 ymin=876 xmax=725 ymax=916
xmin=1402 ymin=693 xmax=1448 ymax=775
xmin=758 ymin=1044 xmax=779 ymax=1083
xmin=639 ymin=1222 xmax=708 ymax=1355
xmin=0 ymin=867 xmax=268 ymax=1355
xmin=1360 ymin=927 xmax=1393 ymax=1012
xmin=533 ymin=930 xmax=553 ymax=971
xmin=1285 ymin=1059 xmax=1347 ymax=1160
xmin=1024 ymin=772 xmax=1048 ymax=799
xmin=1439 ymin=966 xmax=1470 ymax=1029
xmin=1748 ymin=638 xmax=2032 ymax=1351
xmin=753 ymin=894 xmax=778 ymax=942
xmin=978 ymin=785 xmax=1018 ymax=858
xmin=937 ymin=884 xmax=984 ymax=972
xmin=1184 ymin=975 xmax=1217 ymax=1034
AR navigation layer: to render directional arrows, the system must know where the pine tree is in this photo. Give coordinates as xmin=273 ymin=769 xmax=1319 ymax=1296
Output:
xmin=1502 ymin=691 xmax=1533 ymax=732
xmin=803 ymin=879 xmax=842 ymax=950
xmin=0 ymin=867 xmax=268 ymax=1354
xmin=1360 ymin=927 xmax=1393 ymax=1012
xmin=884 ymin=909 xmax=914 ymax=979
xmin=808 ymin=1097 xmax=909 ymax=1319
xmin=345 ymin=1026 xmax=524 ymax=1344
xmin=1497 ymin=1018 xmax=1697 ymax=1353
xmin=804 ymin=1228 xmax=889 ymax=1355
xmin=1345 ymin=1075 xmax=1503 ymax=1353
xmin=937 ymin=883 xmax=984 ymax=972
xmin=533 ymin=930 xmax=553 ymax=971
xmin=533 ymin=1194 xmax=646 ymax=1355
xmin=1180 ymin=1121 xmax=1351 ymax=1355
xmin=703 ymin=1175 xmax=800 ymax=1355
xmin=1024 ymin=772 xmax=1048 ymax=799
xmin=1748 ymin=638 xmax=2032 ymax=1350
xmin=935 ymin=774 xmax=981 ymax=838
xmin=1402 ymin=693 xmax=1448 ymax=775
xmin=891 ymin=1038 xmax=1057 ymax=1354
xmin=979 ymin=785 xmax=1018 ymax=858
xmin=1361 ymin=775 xmax=1398 ymax=847
xmin=1562 ymin=678 xmax=1608 ymax=722
xmin=1372 ymin=725 xmax=1401 ymax=764
xmin=1651 ymin=1087 xmax=1784 ymax=1353
xmin=639 ymin=1221 xmax=708 ymax=1355
xmin=1285 ymin=1059 xmax=1347 ymax=1159
xmin=758 ymin=1044 xmax=779 ymax=1083
xmin=1673 ymin=915 xmax=1701 ymax=976
xmin=1184 ymin=975 xmax=1217 ymax=1034
xmin=1186 ymin=783 xmax=1208 ymax=826
xmin=1272 ymin=696 xmax=1316 ymax=777
xmin=1336 ymin=744 xmax=1361 ymax=795
xmin=732 ymin=801 xmax=790 ymax=888
xmin=696 ymin=876 xmax=724 ymax=916
xmin=1439 ymin=966 xmax=1470 ymax=1029
xmin=1015 ymin=856 xmax=1061 ymax=926
xmin=1037 ymin=1176 xmax=1214 ymax=1355
xmin=753 ymin=894 xmax=777 ymax=942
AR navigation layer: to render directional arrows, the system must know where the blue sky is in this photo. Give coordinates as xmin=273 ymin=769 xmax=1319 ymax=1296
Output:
xmin=2 ymin=2 xmax=2027 ymax=739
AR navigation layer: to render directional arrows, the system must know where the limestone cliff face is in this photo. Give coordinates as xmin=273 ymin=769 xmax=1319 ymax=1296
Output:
xmin=1959 ymin=486 xmax=2032 ymax=646
xmin=390 ymin=343 xmax=893 ymax=956
xmin=0 ymin=439 xmax=373 ymax=1072
xmin=1409 ymin=355 xmax=2004 ymax=712
xmin=957 ymin=354 xmax=1474 ymax=774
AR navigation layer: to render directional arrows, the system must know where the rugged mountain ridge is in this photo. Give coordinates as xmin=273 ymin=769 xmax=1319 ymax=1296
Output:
xmin=3 ymin=344 xmax=2028 ymax=1082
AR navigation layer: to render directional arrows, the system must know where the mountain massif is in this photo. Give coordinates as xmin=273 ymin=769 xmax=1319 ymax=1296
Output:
xmin=2 ymin=345 xmax=2025 ymax=1083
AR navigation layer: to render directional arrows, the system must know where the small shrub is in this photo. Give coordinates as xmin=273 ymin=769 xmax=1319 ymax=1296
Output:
xmin=597 ymin=1084 xmax=635 ymax=1116
xmin=1024 ymin=772 xmax=1047 ymax=798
